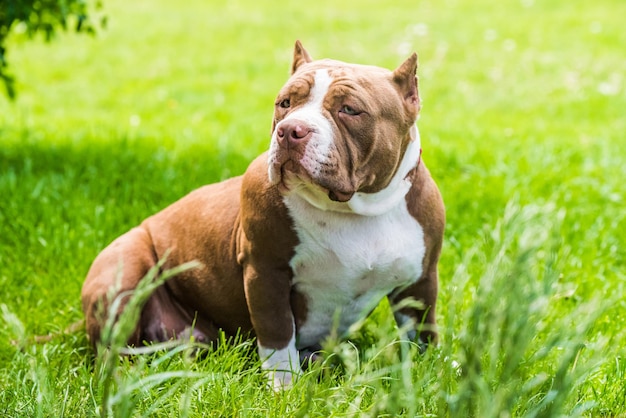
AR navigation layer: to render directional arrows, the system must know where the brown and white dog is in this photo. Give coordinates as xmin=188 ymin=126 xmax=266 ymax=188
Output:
xmin=81 ymin=41 xmax=445 ymax=390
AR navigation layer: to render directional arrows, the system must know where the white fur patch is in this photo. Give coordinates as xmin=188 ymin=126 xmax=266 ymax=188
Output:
xmin=285 ymin=190 xmax=426 ymax=349
xmin=257 ymin=325 xmax=301 ymax=391
xmin=298 ymin=70 xmax=334 ymax=177
xmin=268 ymin=70 xmax=334 ymax=185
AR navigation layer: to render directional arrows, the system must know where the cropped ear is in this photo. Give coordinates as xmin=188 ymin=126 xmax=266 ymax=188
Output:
xmin=393 ymin=53 xmax=420 ymax=110
xmin=291 ymin=40 xmax=313 ymax=74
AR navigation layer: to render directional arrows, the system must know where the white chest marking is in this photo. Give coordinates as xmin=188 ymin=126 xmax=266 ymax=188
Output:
xmin=285 ymin=195 xmax=426 ymax=349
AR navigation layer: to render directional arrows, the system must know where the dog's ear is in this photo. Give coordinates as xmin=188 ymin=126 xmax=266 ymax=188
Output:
xmin=292 ymin=40 xmax=313 ymax=74
xmin=392 ymin=53 xmax=420 ymax=111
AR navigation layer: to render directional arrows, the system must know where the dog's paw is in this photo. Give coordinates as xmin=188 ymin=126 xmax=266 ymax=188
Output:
xmin=259 ymin=341 xmax=302 ymax=391
xmin=267 ymin=368 xmax=300 ymax=391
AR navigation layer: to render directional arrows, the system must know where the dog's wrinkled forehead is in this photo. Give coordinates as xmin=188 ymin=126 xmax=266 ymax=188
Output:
xmin=278 ymin=59 xmax=402 ymax=116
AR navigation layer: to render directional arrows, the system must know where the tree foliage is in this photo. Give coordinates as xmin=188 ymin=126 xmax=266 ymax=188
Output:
xmin=0 ymin=0 xmax=104 ymax=99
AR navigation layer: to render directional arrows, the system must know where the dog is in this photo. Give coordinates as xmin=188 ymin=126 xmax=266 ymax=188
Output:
xmin=81 ymin=41 xmax=445 ymax=390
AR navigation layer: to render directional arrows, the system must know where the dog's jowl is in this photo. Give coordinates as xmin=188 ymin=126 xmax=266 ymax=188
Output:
xmin=81 ymin=41 xmax=445 ymax=390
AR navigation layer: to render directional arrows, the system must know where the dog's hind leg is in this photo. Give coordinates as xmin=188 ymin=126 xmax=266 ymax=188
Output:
xmin=81 ymin=226 xmax=158 ymax=348
xmin=138 ymin=283 xmax=219 ymax=345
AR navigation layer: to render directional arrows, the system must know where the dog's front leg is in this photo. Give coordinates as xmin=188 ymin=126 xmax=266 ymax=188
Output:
xmin=389 ymin=264 xmax=439 ymax=351
xmin=243 ymin=263 xmax=300 ymax=390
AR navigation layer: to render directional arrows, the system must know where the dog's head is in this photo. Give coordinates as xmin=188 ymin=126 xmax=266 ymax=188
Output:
xmin=268 ymin=41 xmax=422 ymax=215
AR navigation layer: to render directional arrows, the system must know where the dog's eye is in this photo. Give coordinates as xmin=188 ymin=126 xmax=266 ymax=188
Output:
xmin=340 ymin=105 xmax=360 ymax=116
xmin=278 ymin=99 xmax=291 ymax=109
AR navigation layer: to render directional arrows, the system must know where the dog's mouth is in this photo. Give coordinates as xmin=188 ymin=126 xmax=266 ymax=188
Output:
xmin=273 ymin=160 xmax=354 ymax=203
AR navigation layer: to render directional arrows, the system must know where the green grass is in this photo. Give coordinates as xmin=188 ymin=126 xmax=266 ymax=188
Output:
xmin=1 ymin=0 xmax=625 ymax=416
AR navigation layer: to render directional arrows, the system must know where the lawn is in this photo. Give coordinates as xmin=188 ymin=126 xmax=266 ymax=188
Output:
xmin=1 ymin=0 xmax=625 ymax=416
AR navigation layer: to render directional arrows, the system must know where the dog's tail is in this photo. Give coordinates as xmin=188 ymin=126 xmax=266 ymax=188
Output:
xmin=10 ymin=319 xmax=85 ymax=348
